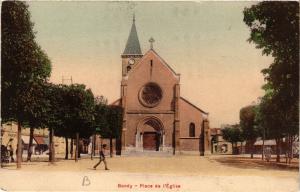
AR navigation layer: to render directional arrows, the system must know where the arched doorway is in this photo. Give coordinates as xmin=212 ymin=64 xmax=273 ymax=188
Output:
xmin=136 ymin=117 xmax=164 ymax=151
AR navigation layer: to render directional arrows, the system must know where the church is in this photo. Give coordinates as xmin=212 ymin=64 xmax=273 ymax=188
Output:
xmin=112 ymin=16 xmax=211 ymax=155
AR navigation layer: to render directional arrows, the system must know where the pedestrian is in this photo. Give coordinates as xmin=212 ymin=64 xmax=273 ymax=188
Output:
xmin=8 ymin=145 xmax=14 ymax=162
xmin=27 ymin=145 xmax=33 ymax=162
xmin=264 ymin=146 xmax=272 ymax=162
xmin=93 ymin=144 xmax=109 ymax=170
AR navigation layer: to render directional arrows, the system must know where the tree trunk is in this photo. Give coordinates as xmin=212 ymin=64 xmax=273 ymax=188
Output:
xmin=288 ymin=135 xmax=293 ymax=164
xmin=27 ymin=127 xmax=34 ymax=162
xmin=236 ymin=142 xmax=239 ymax=154
xmin=285 ymin=136 xmax=289 ymax=164
xmin=249 ymin=140 xmax=255 ymax=159
xmin=52 ymin=129 xmax=55 ymax=162
xmin=75 ymin=132 xmax=79 ymax=162
xmin=262 ymin=137 xmax=265 ymax=160
xmin=49 ymin=128 xmax=52 ymax=162
xmin=70 ymin=138 xmax=74 ymax=158
xmin=78 ymin=145 xmax=81 ymax=158
xmin=65 ymin=137 xmax=69 ymax=160
xmin=16 ymin=122 xmax=22 ymax=169
xmin=90 ymin=136 xmax=93 ymax=160
xmin=231 ymin=142 xmax=234 ymax=155
xmin=275 ymin=138 xmax=281 ymax=163
xmin=91 ymin=135 xmax=95 ymax=160
xmin=93 ymin=134 xmax=96 ymax=156
xmin=262 ymin=127 xmax=265 ymax=160
xmin=110 ymin=136 xmax=113 ymax=157
xmin=49 ymin=128 xmax=55 ymax=164
xmin=241 ymin=141 xmax=243 ymax=154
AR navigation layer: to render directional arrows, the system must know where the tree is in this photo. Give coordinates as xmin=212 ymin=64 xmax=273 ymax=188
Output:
xmin=94 ymin=97 xmax=123 ymax=157
xmin=240 ymin=105 xmax=259 ymax=158
xmin=221 ymin=125 xmax=243 ymax=155
xmin=244 ymin=2 xmax=299 ymax=162
xmin=258 ymin=90 xmax=298 ymax=163
xmin=106 ymin=105 xmax=123 ymax=157
xmin=1 ymin=1 xmax=51 ymax=168
xmin=63 ymin=84 xmax=95 ymax=162
xmin=25 ymin=82 xmax=51 ymax=162
xmin=252 ymin=103 xmax=266 ymax=160
xmin=93 ymin=96 xmax=108 ymax=155
xmin=47 ymin=84 xmax=74 ymax=160
xmin=42 ymin=83 xmax=68 ymax=163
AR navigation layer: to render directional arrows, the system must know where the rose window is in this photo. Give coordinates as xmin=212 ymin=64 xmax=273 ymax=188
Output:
xmin=139 ymin=83 xmax=162 ymax=107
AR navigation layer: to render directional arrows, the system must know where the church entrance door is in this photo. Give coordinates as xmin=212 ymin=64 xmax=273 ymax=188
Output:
xmin=143 ymin=132 xmax=156 ymax=150
xmin=137 ymin=117 xmax=164 ymax=151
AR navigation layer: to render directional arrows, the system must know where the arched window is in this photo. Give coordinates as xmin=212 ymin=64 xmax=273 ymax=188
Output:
xmin=189 ymin=123 xmax=195 ymax=137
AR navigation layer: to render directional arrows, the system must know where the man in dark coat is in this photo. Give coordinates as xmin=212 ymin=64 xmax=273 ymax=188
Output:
xmin=93 ymin=144 xmax=109 ymax=170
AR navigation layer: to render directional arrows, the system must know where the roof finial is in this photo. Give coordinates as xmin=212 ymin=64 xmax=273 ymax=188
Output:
xmin=133 ymin=13 xmax=135 ymax=23
xmin=149 ymin=37 xmax=155 ymax=49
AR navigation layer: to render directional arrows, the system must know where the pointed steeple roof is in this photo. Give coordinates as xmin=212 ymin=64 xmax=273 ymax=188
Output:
xmin=123 ymin=15 xmax=142 ymax=55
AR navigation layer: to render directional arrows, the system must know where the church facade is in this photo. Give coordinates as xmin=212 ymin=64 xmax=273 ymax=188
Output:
xmin=112 ymin=17 xmax=211 ymax=155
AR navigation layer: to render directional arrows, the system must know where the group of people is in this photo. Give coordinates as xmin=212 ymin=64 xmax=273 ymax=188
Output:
xmin=1 ymin=144 xmax=14 ymax=163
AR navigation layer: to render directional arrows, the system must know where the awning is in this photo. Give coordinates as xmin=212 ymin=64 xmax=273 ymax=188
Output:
xmin=254 ymin=139 xmax=276 ymax=146
xmin=33 ymin=136 xmax=46 ymax=145
xmin=21 ymin=135 xmax=37 ymax=145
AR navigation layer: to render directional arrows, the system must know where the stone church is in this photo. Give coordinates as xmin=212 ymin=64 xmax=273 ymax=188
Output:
xmin=112 ymin=16 xmax=211 ymax=155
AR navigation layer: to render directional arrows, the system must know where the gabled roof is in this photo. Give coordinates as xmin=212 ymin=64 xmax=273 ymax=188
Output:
xmin=122 ymin=16 xmax=142 ymax=55
xmin=126 ymin=48 xmax=180 ymax=78
xmin=149 ymin=48 xmax=179 ymax=76
xmin=180 ymin=97 xmax=208 ymax=115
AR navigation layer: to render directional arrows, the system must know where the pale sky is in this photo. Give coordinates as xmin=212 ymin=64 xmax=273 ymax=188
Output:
xmin=28 ymin=1 xmax=272 ymax=128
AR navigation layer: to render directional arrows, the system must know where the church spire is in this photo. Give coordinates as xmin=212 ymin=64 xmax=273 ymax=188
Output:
xmin=123 ymin=14 xmax=142 ymax=55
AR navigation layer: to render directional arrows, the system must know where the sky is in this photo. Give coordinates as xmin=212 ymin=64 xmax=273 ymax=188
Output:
xmin=28 ymin=1 xmax=273 ymax=128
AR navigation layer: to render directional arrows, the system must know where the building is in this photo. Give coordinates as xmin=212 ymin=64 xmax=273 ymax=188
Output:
xmin=112 ymin=16 xmax=211 ymax=155
xmin=210 ymin=128 xmax=233 ymax=154
xmin=1 ymin=122 xmax=74 ymax=156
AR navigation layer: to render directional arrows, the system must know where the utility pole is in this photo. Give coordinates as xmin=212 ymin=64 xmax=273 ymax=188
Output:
xmin=62 ymin=76 xmax=73 ymax=85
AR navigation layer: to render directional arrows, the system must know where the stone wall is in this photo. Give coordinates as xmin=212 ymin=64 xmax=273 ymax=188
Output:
xmin=180 ymin=138 xmax=201 ymax=151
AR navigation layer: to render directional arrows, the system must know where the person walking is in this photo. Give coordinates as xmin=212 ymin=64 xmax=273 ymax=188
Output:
xmin=93 ymin=144 xmax=109 ymax=170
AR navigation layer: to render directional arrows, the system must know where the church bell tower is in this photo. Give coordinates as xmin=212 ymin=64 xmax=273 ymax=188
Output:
xmin=121 ymin=14 xmax=143 ymax=76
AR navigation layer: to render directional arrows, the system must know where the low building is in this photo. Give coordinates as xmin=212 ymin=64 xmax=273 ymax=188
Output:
xmin=210 ymin=128 xmax=233 ymax=154
xmin=1 ymin=122 xmax=73 ymax=155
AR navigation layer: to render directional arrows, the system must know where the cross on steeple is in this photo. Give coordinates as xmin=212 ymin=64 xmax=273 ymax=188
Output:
xmin=149 ymin=37 xmax=155 ymax=49
xmin=133 ymin=13 xmax=135 ymax=23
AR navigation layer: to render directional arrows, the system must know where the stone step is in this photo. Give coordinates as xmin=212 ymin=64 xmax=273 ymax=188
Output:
xmin=121 ymin=149 xmax=173 ymax=157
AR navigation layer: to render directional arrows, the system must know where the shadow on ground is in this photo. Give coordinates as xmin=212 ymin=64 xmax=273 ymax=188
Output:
xmin=213 ymin=156 xmax=299 ymax=172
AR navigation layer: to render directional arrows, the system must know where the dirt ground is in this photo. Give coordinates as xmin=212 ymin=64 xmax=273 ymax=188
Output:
xmin=0 ymin=154 xmax=298 ymax=191
xmin=1 ymin=154 xmax=298 ymax=177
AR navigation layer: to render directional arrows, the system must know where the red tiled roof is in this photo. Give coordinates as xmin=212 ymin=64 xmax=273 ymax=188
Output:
xmin=33 ymin=136 xmax=45 ymax=145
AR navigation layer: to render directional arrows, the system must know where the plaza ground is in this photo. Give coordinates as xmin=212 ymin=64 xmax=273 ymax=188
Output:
xmin=0 ymin=154 xmax=298 ymax=191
